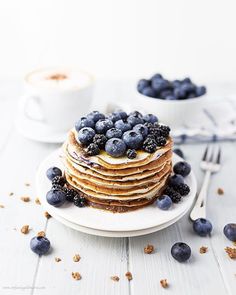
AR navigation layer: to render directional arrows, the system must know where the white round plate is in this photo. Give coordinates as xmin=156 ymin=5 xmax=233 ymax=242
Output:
xmin=16 ymin=113 xmax=66 ymax=143
xmin=36 ymin=149 xmax=197 ymax=232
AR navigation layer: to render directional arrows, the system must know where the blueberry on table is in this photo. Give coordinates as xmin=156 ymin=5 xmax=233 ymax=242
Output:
xmin=114 ymin=120 xmax=132 ymax=132
xmin=173 ymin=148 xmax=184 ymax=159
xmin=157 ymin=195 xmax=172 ymax=210
xmin=78 ymin=127 xmax=95 ymax=146
xmin=137 ymin=79 xmax=150 ymax=92
xmin=106 ymin=128 xmax=122 ymax=139
xmin=141 ymin=86 xmax=156 ymax=98
xmin=171 ymin=242 xmax=191 ymax=262
xmin=122 ymin=130 xmax=143 ymax=149
xmin=87 ymin=111 xmax=105 ymax=122
xmin=46 ymin=167 xmax=62 ymax=181
xmin=168 ymin=174 xmax=185 ymax=187
xmin=173 ymin=161 xmax=191 ymax=177
xmin=46 ymin=189 xmax=66 ymax=207
xmin=30 ymin=236 xmax=50 ymax=255
xmin=95 ymin=119 xmax=113 ymax=134
xmin=143 ymin=114 xmax=158 ymax=124
xmin=193 ymin=218 xmax=213 ymax=236
xmin=223 ymin=223 xmax=236 ymax=241
xmin=75 ymin=117 xmax=95 ymax=132
xmin=133 ymin=124 xmax=148 ymax=138
xmin=127 ymin=115 xmax=144 ymax=126
xmin=105 ymin=138 xmax=126 ymax=157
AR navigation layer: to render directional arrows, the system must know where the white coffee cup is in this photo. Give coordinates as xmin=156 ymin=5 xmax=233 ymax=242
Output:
xmin=19 ymin=67 xmax=94 ymax=135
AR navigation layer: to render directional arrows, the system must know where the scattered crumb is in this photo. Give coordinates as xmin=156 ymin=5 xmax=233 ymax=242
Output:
xmin=35 ymin=198 xmax=41 ymax=205
xmin=125 ymin=271 xmax=133 ymax=281
xmin=217 ymin=188 xmax=224 ymax=195
xmin=0 ymin=204 xmax=4 ymax=208
xmin=13 ymin=227 xmax=17 ymax=231
xmin=9 ymin=192 xmax=14 ymax=196
xmin=20 ymin=196 xmax=30 ymax=202
xmin=225 ymin=247 xmax=236 ymax=259
xmin=44 ymin=211 xmax=51 ymax=219
xmin=144 ymin=244 xmax=154 ymax=254
xmin=37 ymin=231 xmax=45 ymax=237
xmin=111 ymin=276 xmax=119 ymax=282
xmin=55 ymin=257 xmax=61 ymax=262
xmin=160 ymin=279 xmax=168 ymax=288
xmin=200 ymin=246 xmax=208 ymax=254
xmin=21 ymin=225 xmax=30 ymax=234
xmin=73 ymin=254 xmax=81 ymax=262
xmin=72 ymin=272 xmax=81 ymax=280
xmin=233 ymin=241 xmax=236 ymax=246
xmin=25 ymin=182 xmax=30 ymax=187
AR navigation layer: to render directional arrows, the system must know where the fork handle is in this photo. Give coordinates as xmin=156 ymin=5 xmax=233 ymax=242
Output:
xmin=190 ymin=170 xmax=211 ymax=221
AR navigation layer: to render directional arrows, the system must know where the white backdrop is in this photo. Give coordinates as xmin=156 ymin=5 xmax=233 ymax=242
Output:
xmin=0 ymin=0 xmax=236 ymax=82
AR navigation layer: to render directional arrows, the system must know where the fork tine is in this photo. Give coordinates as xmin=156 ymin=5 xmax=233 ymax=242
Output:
xmin=209 ymin=146 xmax=215 ymax=162
xmin=216 ymin=147 xmax=221 ymax=164
xmin=202 ymin=146 xmax=209 ymax=161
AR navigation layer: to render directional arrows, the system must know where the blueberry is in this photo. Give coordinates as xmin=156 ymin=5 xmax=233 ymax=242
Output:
xmin=143 ymin=114 xmax=158 ymax=124
xmin=95 ymin=119 xmax=113 ymax=134
xmin=122 ymin=130 xmax=143 ymax=149
xmin=129 ymin=111 xmax=143 ymax=118
xmin=157 ymin=195 xmax=172 ymax=210
xmin=165 ymin=94 xmax=176 ymax=100
xmin=159 ymin=90 xmax=173 ymax=99
xmin=30 ymin=236 xmax=50 ymax=255
xmin=182 ymin=77 xmax=191 ymax=84
xmin=151 ymin=73 xmax=163 ymax=82
xmin=127 ymin=115 xmax=144 ymax=126
xmin=106 ymin=128 xmax=122 ymax=139
xmin=75 ymin=117 xmax=95 ymax=132
xmin=87 ymin=111 xmax=105 ymax=122
xmin=78 ymin=127 xmax=95 ymax=145
xmin=141 ymin=86 xmax=156 ymax=98
xmin=195 ymin=86 xmax=206 ymax=97
xmin=187 ymin=93 xmax=196 ymax=99
xmin=173 ymin=148 xmax=184 ymax=159
xmin=152 ymin=79 xmax=170 ymax=92
xmin=46 ymin=167 xmax=62 ymax=181
xmin=173 ymin=161 xmax=191 ymax=177
xmin=46 ymin=189 xmax=66 ymax=207
xmin=193 ymin=218 xmax=213 ymax=236
xmin=133 ymin=124 xmax=148 ymax=138
xmin=181 ymin=83 xmax=196 ymax=94
xmin=108 ymin=112 xmax=122 ymax=123
xmin=105 ymin=138 xmax=126 ymax=157
xmin=173 ymin=87 xmax=186 ymax=100
xmin=223 ymin=223 xmax=236 ymax=241
xmin=114 ymin=120 xmax=132 ymax=132
xmin=172 ymin=80 xmax=181 ymax=88
xmin=116 ymin=110 xmax=128 ymax=120
xmin=168 ymin=174 xmax=185 ymax=187
xmin=137 ymin=79 xmax=150 ymax=92
xmin=171 ymin=242 xmax=191 ymax=262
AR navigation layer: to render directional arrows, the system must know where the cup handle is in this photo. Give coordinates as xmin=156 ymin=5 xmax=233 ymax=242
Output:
xmin=19 ymin=95 xmax=45 ymax=122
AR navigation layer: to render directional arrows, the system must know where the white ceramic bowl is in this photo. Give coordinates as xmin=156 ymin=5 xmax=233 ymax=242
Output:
xmin=135 ymin=90 xmax=207 ymax=128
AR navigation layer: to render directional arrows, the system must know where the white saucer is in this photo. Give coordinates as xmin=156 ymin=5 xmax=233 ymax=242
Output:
xmin=16 ymin=113 xmax=66 ymax=143
xmin=36 ymin=149 xmax=197 ymax=234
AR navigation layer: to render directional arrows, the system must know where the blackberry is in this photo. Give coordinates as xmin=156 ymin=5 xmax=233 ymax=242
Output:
xmin=175 ymin=183 xmax=190 ymax=196
xmin=64 ymin=188 xmax=77 ymax=202
xmin=52 ymin=184 xmax=63 ymax=191
xmin=52 ymin=176 xmax=66 ymax=187
xmin=143 ymin=137 xmax=157 ymax=153
xmin=156 ymin=125 xmax=170 ymax=138
xmin=86 ymin=143 xmax=100 ymax=156
xmin=93 ymin=134 xmax=107 ymax=148
xmin=155 ymin=136 xmax=167 ymax=146
xmin=74 ymin=194 xmax=87 ymax=207
xmin=126 ymin=149 xmax=137 ymax=159
xmin=144 ymin=122 xmax=153 ymax=129
xmin=164 ymin=186 xmax=182 ymax=203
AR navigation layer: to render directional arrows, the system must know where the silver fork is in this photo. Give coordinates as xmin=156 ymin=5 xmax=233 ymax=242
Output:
xmin=190 ymin=145 xmax=221 ymax=221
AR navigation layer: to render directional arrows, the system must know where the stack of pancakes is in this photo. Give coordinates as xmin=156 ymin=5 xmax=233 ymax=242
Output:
xmin=62 ymin=129 xmax=173 ymax=213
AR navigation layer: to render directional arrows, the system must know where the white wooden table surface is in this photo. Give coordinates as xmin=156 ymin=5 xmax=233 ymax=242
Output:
xmin=0 ymin=79 xmax=236 ymax=295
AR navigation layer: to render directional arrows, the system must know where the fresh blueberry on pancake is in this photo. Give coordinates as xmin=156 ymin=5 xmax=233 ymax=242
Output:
xmin=46 ymin=167 xmax=62 ymax=181
xmin=168 ymin=174 xmax=185 ymax=187
xmin=116 ymin=110 xmax=128 ymax=120
xmin=108 ymin=112 xmax=122 ymax=122
xmin=106 ymin=128 xmax=123 ymax=139
xmin=78 ymin=127 xmax=95 ymax=146
xmin=127 ymin=114 xmax=144 ymax=126
xmin=105 ymin=138 xmax=127 ymax=157
xmin=46 ymin=189 xmax=66 ymax=207
xmin=157 ymin=195 xmax=172 ymax=210
xmin=114 ymin=119 xmax=132 ymax=132
xmin=87 ymin=111 xmax=105 ymax=122
xmin=133 ymin=124 xmax=148 ymax=138
xmin=75 ymin=117 xmax=95 ymax=132
xmin=143 ymin=114 xmax=158 ymax=124
xmin=173 ymin=161 xmax=191 ymax=177
xmin=122 ymin=130 xmax=143 ymax=149
xmin=95 ymin=119 xmax=113 ymax=134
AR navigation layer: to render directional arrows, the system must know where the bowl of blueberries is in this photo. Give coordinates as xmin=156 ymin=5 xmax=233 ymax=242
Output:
xmin=136 ymin=73 xmax=207 ymax=127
